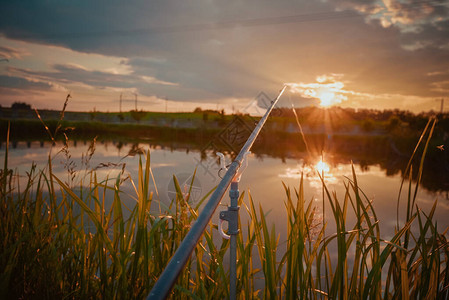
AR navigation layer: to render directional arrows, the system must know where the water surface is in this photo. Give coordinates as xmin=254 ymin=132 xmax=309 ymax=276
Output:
xmin=3 ymin=139 xmax=448 ymax=241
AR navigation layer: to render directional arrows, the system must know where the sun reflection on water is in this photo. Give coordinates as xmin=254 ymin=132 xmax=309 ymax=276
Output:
xmin=278 ymin=158 xmax=339 ymax=190
xmin=315 ymin=159 xmax=330 ymax=173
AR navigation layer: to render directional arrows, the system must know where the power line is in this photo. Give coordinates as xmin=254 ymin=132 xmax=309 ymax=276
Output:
xmin=10 ymin=11 xmax=359 ymax=40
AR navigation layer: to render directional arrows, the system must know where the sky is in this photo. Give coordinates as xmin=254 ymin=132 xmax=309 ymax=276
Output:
xmin=0 ymin=0 xmax=448 ymax=113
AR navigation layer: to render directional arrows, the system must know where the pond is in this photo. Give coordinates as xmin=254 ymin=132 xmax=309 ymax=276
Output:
xmin=2 ymin=138 xmax=449 ymax=242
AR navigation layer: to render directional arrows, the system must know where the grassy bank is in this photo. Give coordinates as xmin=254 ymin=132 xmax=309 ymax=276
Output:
xmin=1 ymin=118 xmax=448 ymax=299
xmin=0 ymin=118 xmax=221 ymax=143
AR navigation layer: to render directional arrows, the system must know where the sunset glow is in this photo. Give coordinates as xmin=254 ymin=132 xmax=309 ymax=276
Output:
xmin=286 ymin=75 xmax=348 ymax=108
xmin=0 ymin=1 xmax=448 ymax=113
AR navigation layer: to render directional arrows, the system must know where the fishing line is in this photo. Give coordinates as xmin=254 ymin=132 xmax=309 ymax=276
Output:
xmin=287 ymin=91 xmax=313 ymax=159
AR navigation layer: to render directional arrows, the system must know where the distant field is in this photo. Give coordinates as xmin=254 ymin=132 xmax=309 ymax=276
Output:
xmin=1 ymin=106 xmax=449 ymax=139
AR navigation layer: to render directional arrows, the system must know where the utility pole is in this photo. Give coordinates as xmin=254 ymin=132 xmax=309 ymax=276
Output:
xmin=165 ymin=97 xmax=168 ymax=113
xmin=119 ymin=93 xmax=122 ymax=113
xmin=134 ymin=93 xmax=138 ymax=111
xmin=436 ymin=98 xmax=445 ymax=113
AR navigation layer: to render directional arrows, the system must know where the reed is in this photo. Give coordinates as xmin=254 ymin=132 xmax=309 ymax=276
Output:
xmin=0 ymin=115 xmax=230 ymax=298
xmin=1 ymin=117 xmax=448 ymax=299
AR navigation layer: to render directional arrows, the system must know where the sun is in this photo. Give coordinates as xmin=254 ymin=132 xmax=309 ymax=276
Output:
xmin=318 ymin=91 xmax=336 ymax=107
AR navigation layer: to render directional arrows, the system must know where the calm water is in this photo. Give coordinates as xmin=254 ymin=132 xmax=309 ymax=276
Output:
xmin=2 ymin=140 xmax=449 ymax=241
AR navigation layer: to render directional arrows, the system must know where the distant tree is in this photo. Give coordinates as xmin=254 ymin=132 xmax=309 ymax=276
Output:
xmin=214 ymin=109 xmax=227 ymax=126
xmin=130 ymin=110 xmax=147 ymax=123
xmin=194 ymin=107 xmax=202 ymax=113
xmin=89 ymin=108 xmax=98 ymax=121
xmin=386 ymin=115 xmax=401 ymax=132
xmin=271 ymin=107 xmax=283 ymax=117
xmin=361 ymin=118 xmax=375 ymax=132
xmin=11 ymin=102 xmax=31 ymax=110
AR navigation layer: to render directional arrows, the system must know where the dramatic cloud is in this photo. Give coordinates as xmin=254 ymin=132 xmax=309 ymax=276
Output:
xmin=336 ymin=0 xmax=449 ymax=49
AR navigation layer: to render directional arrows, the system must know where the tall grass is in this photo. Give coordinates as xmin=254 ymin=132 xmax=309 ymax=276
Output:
xmin=1 ymin=116 xmax=448 ymax=299
xmin=0 ymin=140 xmax=231 ymax=298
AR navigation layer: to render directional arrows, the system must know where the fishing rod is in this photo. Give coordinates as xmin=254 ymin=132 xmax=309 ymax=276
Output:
xmin=147 ymin=85 xmax=287 ymax=300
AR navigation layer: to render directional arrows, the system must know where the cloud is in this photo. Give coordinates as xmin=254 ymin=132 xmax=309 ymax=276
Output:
xmin=0 ymin=75 xmax=57 ymax=107
xmin=286 ymin=75 xmax=349 ymax=106
xmin=335 ymin=0 xmax=449 ymax=50
xmin=0 ymin=74 xmax=53 ymax=90
xmin=382 ymin=0 xmax=438 ymax=25
xmin=430 ymin=80 xmax=449 ymax=93
xmin=400 ymin=18 xmax=449 ymax=50
xmin=6 ymin=63 xmax=178 ymax=94
xmin=284 ymin=73 xmax=443 ymax=112
xmin=0 ymin=45 xmax=28 ymax=60
xmin=338 ymin=0 xmax=449 ymax=27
